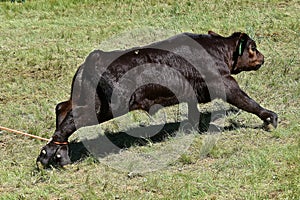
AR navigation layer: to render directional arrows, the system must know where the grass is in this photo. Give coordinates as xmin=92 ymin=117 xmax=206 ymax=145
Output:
xmin=0 ymin=0 xmax=299 ymax=199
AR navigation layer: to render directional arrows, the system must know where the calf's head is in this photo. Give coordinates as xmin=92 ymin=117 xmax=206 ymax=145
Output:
xmin=232 ymin=33 xmax=264 ymax=74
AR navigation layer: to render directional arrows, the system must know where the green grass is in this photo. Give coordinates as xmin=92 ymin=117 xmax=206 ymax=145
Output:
xmin=0 ymin=0 xmax=299 ymax=199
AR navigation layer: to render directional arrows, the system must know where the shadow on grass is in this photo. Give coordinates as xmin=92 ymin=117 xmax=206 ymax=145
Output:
xmin=69 ymin=122 xmax=182 ymax=163
xmin=68 ymin=109 xmax=263 ymax=164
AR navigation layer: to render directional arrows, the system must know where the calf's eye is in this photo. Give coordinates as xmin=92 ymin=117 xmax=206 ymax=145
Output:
xmin=41 ymin=149 xmax=47 ymax=155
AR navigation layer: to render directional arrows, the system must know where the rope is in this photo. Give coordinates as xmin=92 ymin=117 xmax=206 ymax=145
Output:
xmin=0 ymin=125 xmax=49 ymax=142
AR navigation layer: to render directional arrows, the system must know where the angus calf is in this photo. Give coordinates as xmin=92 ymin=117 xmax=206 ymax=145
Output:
xmin=37 ymin=31 xmax=278 ymax=167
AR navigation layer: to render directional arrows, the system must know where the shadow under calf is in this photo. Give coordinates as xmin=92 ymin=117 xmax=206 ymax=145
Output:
xmin=68 ymin=101 xmax=241 ymax=164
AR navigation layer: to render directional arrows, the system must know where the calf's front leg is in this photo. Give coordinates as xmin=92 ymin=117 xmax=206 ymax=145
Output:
xmin=224 ymin=76 xmax=278 ymax=128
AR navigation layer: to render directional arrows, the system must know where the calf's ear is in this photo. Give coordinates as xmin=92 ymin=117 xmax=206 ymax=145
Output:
xmin=208 ymin=31 xmax=222 ymax=37
xmin=237 ymin=33 xmax=249 ymax=56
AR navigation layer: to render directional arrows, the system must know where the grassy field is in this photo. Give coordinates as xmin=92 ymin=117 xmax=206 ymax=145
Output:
xmin=0 ymin=0 xmax=299 ymax=199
